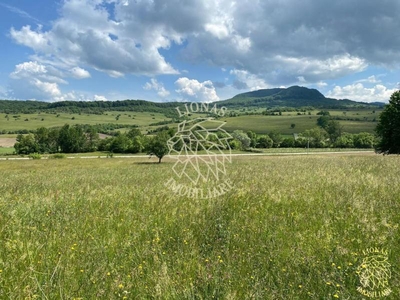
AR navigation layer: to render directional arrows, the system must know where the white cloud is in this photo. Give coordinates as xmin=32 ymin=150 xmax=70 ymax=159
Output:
xmin=230 ymin=69 xmax=269 ymax=90
xmin=316 ymin=81 xmax=328 ymax=88
xmin=175 ymin=77 xmax=219 ymax=102
xmin=10 ymin=25 xmax=49 ymax=52
xmin=355 ymin=75 xmax=382 ymax=84
xmin=8 ymin=61 xmax=95 ymax=101
xmin=297 ymin=76 xmax=307 ymax=84
xmin=7 ymin=0 xmax=400 ymax=100
xmin=10 ymin=61 xmax=47 ymax=79
xmin=272 ymin=54 xmax=367 ymax=81
xmin=143 ymin=78 xmax=170 ymax=98
xmin=94 ymin=95 xmax=107 ymax=101
xmin=33 ymin=79 xmax=62 ymax=97
xmin=9 ymin=0 xmax=178 ymax=78
xmin=70 ymin=67 xmax=91 ymax=79
xmin=326 ymin=83 xmax=396 ymax=103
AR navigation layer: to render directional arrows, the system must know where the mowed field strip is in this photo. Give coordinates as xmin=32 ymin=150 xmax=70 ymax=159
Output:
xmin=0 ymin=153 xmax=398 ymax=298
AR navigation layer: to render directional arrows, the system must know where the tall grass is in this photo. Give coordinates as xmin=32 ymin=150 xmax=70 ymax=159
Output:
xmin=0 ymin=154 xmax=398 ymax=299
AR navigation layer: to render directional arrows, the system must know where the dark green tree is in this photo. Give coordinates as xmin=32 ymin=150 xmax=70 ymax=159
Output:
xmin=85 ymin=126 xmax=99 ymax=152
xmin=147 ymin=132 xmax=170 ymax=163
xmin=34 ymin=127 xmax=50 ymax=153
xmin=281 ymin=137 xmax=295 ymax=148
xmin=14 ymin=134 xmax=39 ymax=154
xmin=334 ymin=133 xmax=354 ymax=148
xmin=126 ymin=128 xmax=142 ymax=139
xmin=354 ymin=132 xmax=375 ymax=149
xmin=246 ymin=130 xmax=258 ymax=148
xmin=257 ymin=135 xmax=273 ymax=148
xmin=375 ymin=91 xmax=400 ymax=154
xmin=231 ymin=130 xmax=251 ymax=150
xmin=302 ymin=128 xmax=328 ymax=148
xmin=109 ymin=134 xmax=132 ymax=153
xmin=317 ymin=116 xmax=330 ymax=129
xmin=58 ymin=124 xmax=86 ymax=153
xmin=325 ymin=120 xmax=342 ymax=143
xmin=268 ymin=131 xmax=283 ymax=148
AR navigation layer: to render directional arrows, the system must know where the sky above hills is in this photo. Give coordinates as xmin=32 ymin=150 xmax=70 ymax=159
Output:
xmin=0 ymin=0 xmax=399 ymax=103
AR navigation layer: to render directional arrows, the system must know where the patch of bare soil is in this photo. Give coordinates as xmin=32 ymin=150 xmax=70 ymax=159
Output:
xmin=0 ymin=138 xmax=16 ymax=147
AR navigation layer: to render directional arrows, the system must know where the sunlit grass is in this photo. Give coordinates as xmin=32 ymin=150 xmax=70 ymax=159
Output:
xmin=0 ymin=154 xmax=399 ymax=299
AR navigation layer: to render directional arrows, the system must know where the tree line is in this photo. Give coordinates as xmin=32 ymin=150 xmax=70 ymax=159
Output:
xmin=13 ymin=124 xmax=174 ymax=163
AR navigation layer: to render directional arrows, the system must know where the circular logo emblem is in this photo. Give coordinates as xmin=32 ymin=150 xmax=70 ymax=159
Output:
xmin=357 ymin=248 xmax=392 ymax=298
xmin=164 ymin=113 xmax=234 ymax=199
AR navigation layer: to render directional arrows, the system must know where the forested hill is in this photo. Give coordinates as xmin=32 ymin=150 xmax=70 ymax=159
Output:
xmin=0 ymin=99 xmax=181 ymax=116
xmin=218 ymin=86 xmax=384 ymax=109
xmin=0 ymin=86 xmax=384 ymax=114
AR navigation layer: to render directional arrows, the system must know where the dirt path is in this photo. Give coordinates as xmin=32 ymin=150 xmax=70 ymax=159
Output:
xmin=0 ymin=151 xmax=375 ymax=161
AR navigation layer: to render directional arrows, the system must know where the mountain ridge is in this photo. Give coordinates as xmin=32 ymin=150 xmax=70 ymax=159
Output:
xmin=0 ymin=86 xmax=385 ymax=114
xmin=218 ymin=85 xmax=384 ymax=109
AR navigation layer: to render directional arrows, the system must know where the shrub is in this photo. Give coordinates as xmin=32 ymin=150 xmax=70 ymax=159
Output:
xmin=29 ymin=153 xmax=42 ymax=160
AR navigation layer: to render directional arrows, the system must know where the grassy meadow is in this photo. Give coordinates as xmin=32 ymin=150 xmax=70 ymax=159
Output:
xmin=0 ymin=108 xmax=379 ymax=136
xmin=0 ymin=153 xmax=399 ymax=299
xmin=0 ymin=111 xmax=170 ymax=132
xmin=221 ymin=115 xmax=377 ymax=135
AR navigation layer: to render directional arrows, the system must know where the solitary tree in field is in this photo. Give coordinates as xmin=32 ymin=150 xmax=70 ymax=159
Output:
xmin=147 ymin=132 xmax=170 ymax=163
xmin=375 ymin=90 xmax=400 ymax=154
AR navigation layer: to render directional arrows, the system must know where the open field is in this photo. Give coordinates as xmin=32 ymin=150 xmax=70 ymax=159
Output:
xmin=0 ymin=111 xmax=170 ymax=132
xmin=221 ymin=115 xmax=377 ymax=135
xmin=0 ymin=154 xmax=398 ymax=299
xmin=0 ymin=108 xmax=379 ymax=136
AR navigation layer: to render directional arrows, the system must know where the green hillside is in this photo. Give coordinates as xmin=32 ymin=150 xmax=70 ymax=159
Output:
xmin=219 ymin=86 xmax=383 ymax=109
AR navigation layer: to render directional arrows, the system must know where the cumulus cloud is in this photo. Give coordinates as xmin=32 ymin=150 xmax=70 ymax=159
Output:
xmin=10 ymin=61 xmax=46 ymax=78
xmin=326 ymin=83 xmax=396 ymax=103
xmin=8 ymin=61 xmax=93 ymax=101
xmin=70 ymin=67 xmax=91 ymax=79
xmin=94 ymin=95 xmax=107 ymax=101
xmin=7 ymin=0 xmax=400 ymax=100
xmin=175 ymin=77 xmax=219 ymax=102
xmin=143 ymin=78 xmax=170 ymax=98
xmin=10 ymin=25 xmax=50 ymax=52
xmin=10 ymin=0 xmax=178 ymax=77
xmin=230 ymin=69 xmax=269 ymax=91
xmin=181 ymin=0 xmax=400 ymax=85
xmin=10 ymin=61 xmax=67 ymax=84
xmin=33 ymin=79 xmax=62 ymax=98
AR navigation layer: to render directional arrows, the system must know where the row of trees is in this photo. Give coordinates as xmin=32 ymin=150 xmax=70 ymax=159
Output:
xmin=14 ymin=125 xmax=172 ymax=162
xmin=229 ymin=129 xmax=375 ymax=150
xmin=14 ymin=123 xmax=375 ymax=158
xmin=15 ymin=125 xmax=98 ymax=154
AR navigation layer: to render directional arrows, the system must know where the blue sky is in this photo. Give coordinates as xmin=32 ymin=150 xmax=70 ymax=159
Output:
xmin=0 ymin=0 xmax=399 ymax=103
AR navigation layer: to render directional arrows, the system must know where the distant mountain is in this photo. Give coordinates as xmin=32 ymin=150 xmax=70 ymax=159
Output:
xmin=218 ymin=86 xmax=382 ymax=109
xmin=0 ymin=86 xmax=385 ymax=115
